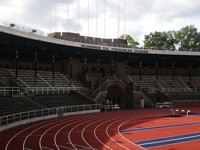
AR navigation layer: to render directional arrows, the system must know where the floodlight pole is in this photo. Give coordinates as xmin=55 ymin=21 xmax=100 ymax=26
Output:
xmin=117 ymin=0 xmax=120 ymax=37
xmin=88 ymin=0 xmax=90 ymax=36
xmin=123 ymin=0 xmax=126 ymax=34
xmin=104 ymin=0 xmax=106 ymax=38
xmin=96 ymin=0 xmax=98 ymax=37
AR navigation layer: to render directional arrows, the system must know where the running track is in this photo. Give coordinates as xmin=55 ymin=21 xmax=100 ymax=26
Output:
xmin=0 ymin=108 xmax=200 ymax=150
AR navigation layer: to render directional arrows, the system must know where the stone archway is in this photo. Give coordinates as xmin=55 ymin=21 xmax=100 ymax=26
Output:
xmin=99 ymin=67 xmax=105 ymax=77
xmin=105 ymin=82 xmax=130 ymax=108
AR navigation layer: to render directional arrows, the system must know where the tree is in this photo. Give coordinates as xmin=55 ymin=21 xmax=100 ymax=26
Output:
xmin=175 ymin=25 xmax=200 ymax=51
xmin=144 ymin=31 xmax=176 ymax=50
xmin=119 ymin=34 xmax=139 ymax=48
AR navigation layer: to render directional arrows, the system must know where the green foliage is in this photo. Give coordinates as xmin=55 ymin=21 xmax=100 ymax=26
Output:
xmin=144 ymin=31 xmax=176 ymax=50
xmin=175 ymin=25 xmax=200 ymax=51
xmin=120 ymin=25 xmax=200 ymax=51
xmin=143 ymin=25 xmax=200 ymax=51
xmin=119 ymin=34 xmax=139 ymax=47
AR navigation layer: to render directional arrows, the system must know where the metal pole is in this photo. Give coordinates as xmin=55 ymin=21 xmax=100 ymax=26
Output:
xmin=97 ymin=59 xmax=100 ymax=73
xmin=52 ymin=55 xmax=55 ymax=85
xmin=156 ymin=62 xmax=158 ymax=81
xmin=139 ymin=61 xmax=142 ymax=81
xmin=70 ymin=57 xmax=72 ymax=83
xmin=189 ymin=63 xmax=192 ymax=87
xmin=117 ymin=0 xmax=120 ymax=37
xmin=96 ymin=0 xmax=98 ymax=37
xmin=84 ymin=58 xmax=87 ymax=73
xmin=34 ymin=53 xmax=37 ymax=86
xmin=189 ymin=63 xmax=192 ymax=82
xmin=125 ymin=61 xmax=128 ymax=75
xmin=123 ymin=0 xmax=126 ymax=34
xmin=88 ymin=0 xmax=89 ymax=36
xmin=34 ymin=53 xmax=37 ymax=78
xmin=67 ymin=0 xmax=69 ymax=32
xmin=15 ymin=50 xmax=18 ymax=78
xmin=172 ymin=63 xmax=175 ymax=81
xmin=104 ymin=0 xmax=106 ymax=38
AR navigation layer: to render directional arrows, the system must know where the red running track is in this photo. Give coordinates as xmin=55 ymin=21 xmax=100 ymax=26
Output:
xmin=0 ymin=108 xmax=200 ymax=150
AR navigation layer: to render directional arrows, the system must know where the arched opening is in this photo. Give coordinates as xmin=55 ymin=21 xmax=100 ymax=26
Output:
xmin=91 ymin=67 xmax=97 ymax=73
xmin=99 ymin=67 xmax=105 ymax=77
xmin=106 ymin=84 xmax=128 ymax=108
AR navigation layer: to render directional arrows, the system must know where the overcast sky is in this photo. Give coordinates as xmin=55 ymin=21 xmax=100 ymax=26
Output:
xmin=1 ymin=0 xmax=200 ymax=45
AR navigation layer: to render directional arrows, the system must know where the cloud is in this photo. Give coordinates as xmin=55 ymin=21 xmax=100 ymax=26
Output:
xmin=1 ymin=0 xmax=200 ymax=46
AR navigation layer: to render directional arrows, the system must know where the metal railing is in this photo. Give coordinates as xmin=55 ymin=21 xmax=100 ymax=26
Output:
xmin=0 ymin=87 xmax=20 ymax=95
xmin=174 ymin=100 xmax=200 ymax=103
xmin=147 ymin=87 xmax=193 ymax=93
xmin=0 ymin=19 xmax=47 ymax=36
xmin=25 ymin=87 xmax=80 ymax=94
xmin=0 ymin=104 xmax=101 ymax=129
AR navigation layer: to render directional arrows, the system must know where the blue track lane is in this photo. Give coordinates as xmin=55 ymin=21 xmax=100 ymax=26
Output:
xmin=134 ymin=132 xmax=200 ymax=148
xmin=120 ymin=121 xmax=200 ymax=133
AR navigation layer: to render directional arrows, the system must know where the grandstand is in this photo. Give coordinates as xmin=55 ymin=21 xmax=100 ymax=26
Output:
xmin=0 ymin=20 xmax=200 ymax=130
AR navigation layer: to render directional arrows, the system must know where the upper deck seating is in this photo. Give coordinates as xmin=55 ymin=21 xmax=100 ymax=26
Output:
xmin=9 ymin=69 xmax=48 ymax=87
xmin=5 ymin=69 xmax=89 ymax=93
xmin=38 ymin=70 xmax=71 ymax=87
xmin=164 ymin=89 xmax=200 ymax=101
xmin=129 ymin=76 xmax=158 ymax=89
xmin=157 ymin=76 xmax=186 ymax=89
xmin=130 ymin=75 xmax=191 ymax=91
xmin=181 ymin=76 xmax=200 ymax=88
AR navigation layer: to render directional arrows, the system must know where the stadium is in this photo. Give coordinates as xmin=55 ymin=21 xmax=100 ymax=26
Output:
xmin=1 ymin=5 xmax=200 ymax=149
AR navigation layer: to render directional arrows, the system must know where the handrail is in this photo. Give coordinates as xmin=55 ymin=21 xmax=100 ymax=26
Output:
xmin=174 ymin=100 xmax=200 ymax=103
xmin=58 ymin=72 xmax=76 ymax=87
xmin=0 ymin=87 xmax=20 ymax=95
xmin=147 ymin=87 xmax=195 ymax=93
xmin=0 ymin=19 xmax=47 ymax=36
xmin=25 ymin=86 xmax=80 ymax=94
xmin=0 ymin=104 xmax=101 ymax=130
xmin=2 ymin=19 xmax=200 ymax=54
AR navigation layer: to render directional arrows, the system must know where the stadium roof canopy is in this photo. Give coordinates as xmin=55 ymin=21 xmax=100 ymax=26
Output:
xmin=0 ymin=25 xmax=200 ymax=68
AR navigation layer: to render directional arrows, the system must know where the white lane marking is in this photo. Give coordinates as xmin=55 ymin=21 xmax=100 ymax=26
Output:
xmin=54 ymin=116 xmax=91 ymax=150
xmin=105 ymin=118 xmax=130 ymax=150
xmin=5 ymin=117 xmax=62 ymax=150
xmin=81 ymin=116 xmax=114 ymax=150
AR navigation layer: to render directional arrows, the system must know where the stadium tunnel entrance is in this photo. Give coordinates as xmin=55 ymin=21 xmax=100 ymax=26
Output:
xmin=105 ymin=83 xmax=134 ymax=108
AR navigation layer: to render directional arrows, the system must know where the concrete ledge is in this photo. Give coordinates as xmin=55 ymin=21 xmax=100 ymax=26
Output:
xmin=0 ymin=109 xmax=101 ymax=132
